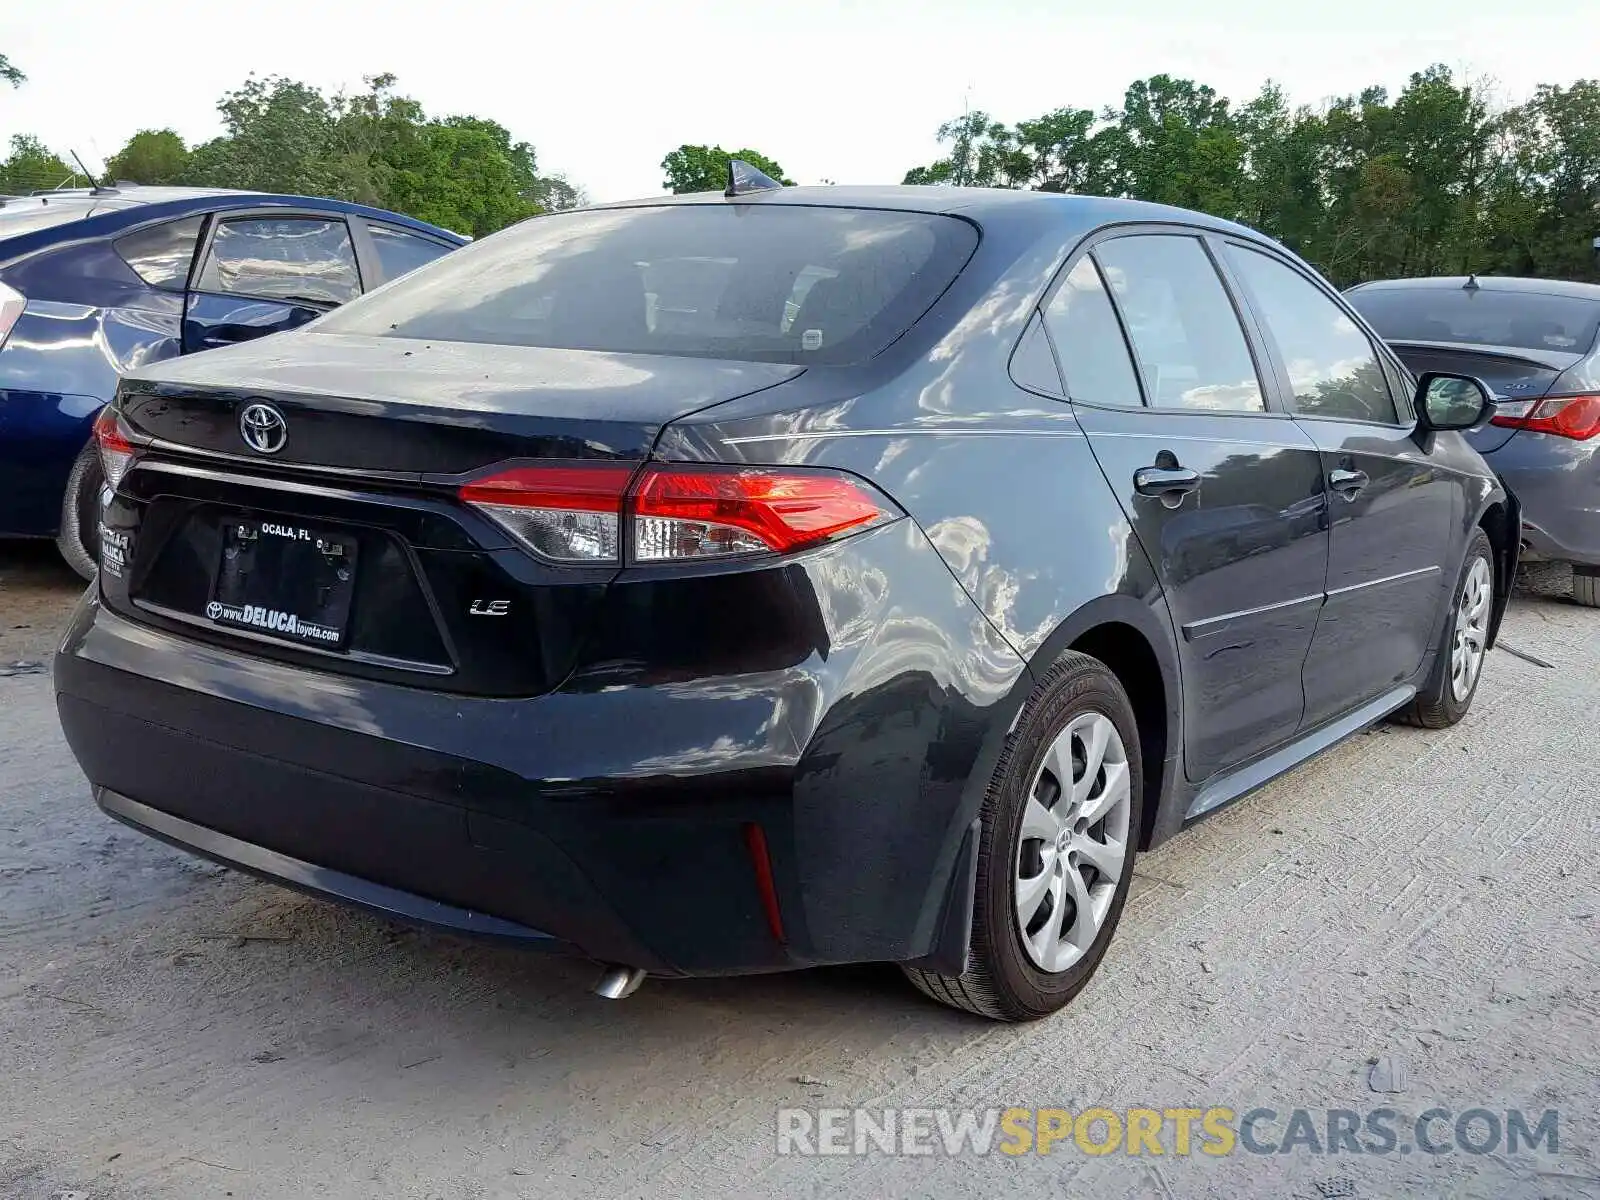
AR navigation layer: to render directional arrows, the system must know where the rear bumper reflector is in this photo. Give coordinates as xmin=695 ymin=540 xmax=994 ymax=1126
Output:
xmin=743 ymin=821 xmax=787 ymax=944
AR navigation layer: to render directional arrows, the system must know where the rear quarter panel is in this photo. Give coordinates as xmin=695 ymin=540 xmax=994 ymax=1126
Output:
xmin=1487 ymin=429 xmax=1600 ymax=567
xmin=655 ymin=205 xmax=1177 ymax=678
xmin=0 ymin=294 xmax=183 ymax=536
xmin=654 ymin=217 xmax=1188 ymax=928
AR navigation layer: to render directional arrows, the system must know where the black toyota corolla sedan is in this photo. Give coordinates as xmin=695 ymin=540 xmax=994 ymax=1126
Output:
xmin=55 ymin=173 xmax=1518 ymax=1020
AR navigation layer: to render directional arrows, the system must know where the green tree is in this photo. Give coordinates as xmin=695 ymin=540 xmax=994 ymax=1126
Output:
xmin=1484 ymin=81 xmax=1600 ymax=280
xmin=1102 ymin=75 xmax=1245 ymax=214
xmin=183 ymin=75 xmax=338 ymax=195
xmin=1 ymin=52 xmax=23 ymax=88
xmin=902 ymin=107 xmax=1126 ymax=193
xmin=394 ymin=116 xmax=547 ymax=236
xmin=1294 ymin=68 xmax=1498 ymax=284
xmin=897 ymin=65 xmax=1600 ymax=288
xmin=321 ymin=73 xmax=431 ymax=207
xmin=1387 ymin=66 xmax=1495 ymax=276
xmin=1015 ymin=107 xmax=1117 ymax=193
xmin=529 ymin=175 xmax=586 ymax=211
xmin=176 ymin=72 xmax=567 ymax=236
xmin=105 ymin=129 xmax=190 ymax=185
xmin=901 ymin=111 xmax=1020 ymax=187
xmin=0 ymin=134 xmax=79 ymax=193
xmin=1233 ymin=84 xmax=1326 ymax=251
xmin=661 ymin=144 xmax=792 ymax=193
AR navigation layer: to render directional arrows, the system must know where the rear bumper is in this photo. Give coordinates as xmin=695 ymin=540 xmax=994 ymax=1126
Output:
xmin=1486 ymin=435 xmax=1600 ymax=567
xmin=96 ymin=786 xmax=573 ymax=948
xmin=60 ymin=678 xmax=671 ymax=969
xmin=54 ymin=520 xmax=1026 ymax=975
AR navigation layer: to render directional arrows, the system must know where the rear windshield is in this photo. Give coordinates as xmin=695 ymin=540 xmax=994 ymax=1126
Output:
xmin=1350 ymin=287 xmax=1600 ymax=355
xmin=317 ymin=204 xmax=978 ymax=365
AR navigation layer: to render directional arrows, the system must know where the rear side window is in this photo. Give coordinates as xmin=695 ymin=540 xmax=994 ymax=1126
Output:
xmin=368 ymin=223 xmax=454 ymax=283
xmin=1009 ymin=314 xmax=1064 ymax=395
xmin=1043 ymin=257 xmax=1143 ymax=407
xmin=1094 ymin=235 xmax=1265 ymax=413
xmin=1350 ymin=286 xmax=1600 ymax=354
xmin=317 ymin=205 xmax=979 ymax=366
xmin=1227 ymin=245 xmax=1399 ymax=424
xmin=114 ymin=216 xmax=203 ymax=289
xmin=198 ymin=217 xmax=361 ymax=305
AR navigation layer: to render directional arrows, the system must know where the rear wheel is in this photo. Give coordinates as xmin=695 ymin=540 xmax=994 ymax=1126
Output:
xmin=903 ymin=652 xmax=1143 ymax=1021
xmin=1573 ymin=567 xmax=1600 ymax=609
xmin=1393 ymin=530 xmax=1493 ymax=729
xmin=56 ymin=440 xmax=103 ymax=582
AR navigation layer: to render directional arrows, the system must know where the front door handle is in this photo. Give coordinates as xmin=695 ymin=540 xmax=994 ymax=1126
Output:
xmin=1134 ymin=465 xmax=1202 ymax=504
xmin=1329 ymin=468 xmax=1369 ymax=500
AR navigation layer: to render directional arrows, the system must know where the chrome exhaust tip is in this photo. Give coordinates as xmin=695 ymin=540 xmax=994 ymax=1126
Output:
xmin=592 ymin=964 xmax=648 ymax=999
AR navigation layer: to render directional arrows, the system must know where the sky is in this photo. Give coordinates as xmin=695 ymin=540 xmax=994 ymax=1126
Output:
xmin=2 ymin=0 xmax=1593 ymax=204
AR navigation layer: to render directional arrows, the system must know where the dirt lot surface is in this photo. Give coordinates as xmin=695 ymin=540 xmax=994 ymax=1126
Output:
xmin=0 ymin=543 xmax=81 ymax=667
xmin=2 ymin=545 xmax=1596 ymax=1199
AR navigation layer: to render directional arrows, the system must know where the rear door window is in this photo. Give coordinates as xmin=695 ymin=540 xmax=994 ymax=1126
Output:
xmin=317 ymin=205 xmax=979 ymax=365
xmin=1093 ymin=235 xmax=1266 ymax=412
xmin=367 ymin=223 xmax=455 ymax=284
xmin=197 ymin=216 xmax=362 ymax=305
xmin=114 ymin=216 xmax=203 ymax=289
xmin=1226 ymin=245 xmax=1399 ymax=424
xmin=1042 ymin=257 xmax=1143 ymax=407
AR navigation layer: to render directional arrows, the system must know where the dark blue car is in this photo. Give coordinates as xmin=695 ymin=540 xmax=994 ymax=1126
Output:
xmin=0 ymin=185 xmax=466 ymax=576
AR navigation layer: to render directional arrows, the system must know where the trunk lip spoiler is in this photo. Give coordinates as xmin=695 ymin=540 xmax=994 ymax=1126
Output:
xmin=1385 ymin=337 xmax=1584 ymax=375
xmin=133 ymin=436 xmax=430 ymax=485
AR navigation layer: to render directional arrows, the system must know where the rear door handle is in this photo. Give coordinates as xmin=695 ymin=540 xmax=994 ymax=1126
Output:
xmin=1133 ymin=465 xmax=1202 ymax=503
xmin=1329 ymin=468 xmax=1369 ymax=500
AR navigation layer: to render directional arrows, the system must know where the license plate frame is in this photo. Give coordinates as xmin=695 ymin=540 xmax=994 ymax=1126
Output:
xmin=206 ymin=516 xmax=360 ymax=649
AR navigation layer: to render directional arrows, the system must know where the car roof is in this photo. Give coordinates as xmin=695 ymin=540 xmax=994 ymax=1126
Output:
xmin=0 ymin=185 xmax=466 ymax=250
xmin=0 ymin=185 xmax=256 ymax=218
xmin=591 ymin=184 xmax=1269 ymax=242
xmin=1350 ymin=275 xmax=1600 ymax=301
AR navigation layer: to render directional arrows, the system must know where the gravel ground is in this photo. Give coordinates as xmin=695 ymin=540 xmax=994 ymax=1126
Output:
xmin=0 ymin=542 xmax=79 ymax=667
xmin=1 ymin=545 xmax=1596 ymax=1199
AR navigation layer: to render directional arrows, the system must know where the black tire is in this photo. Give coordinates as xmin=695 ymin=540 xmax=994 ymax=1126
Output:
xmin=1392 ymin=529 xmax=1494 ymax=729
xmin=903 ymin=651 xmax=1144 ymax=1021
xmin=1574 ymin=567 xmax=1600 ymax=609
xmin=55 ymin=440 xmax=103 ymax=582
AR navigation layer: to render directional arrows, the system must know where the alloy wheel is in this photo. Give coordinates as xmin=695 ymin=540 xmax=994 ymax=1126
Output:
xmin=1451 ymin=557 xmax=1491 ymax=702
xmin=1014 ymin=711 xmax=1133 ymax=973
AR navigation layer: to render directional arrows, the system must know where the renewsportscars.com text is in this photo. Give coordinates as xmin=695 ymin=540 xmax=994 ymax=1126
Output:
xmin=776 ymin=1106 xmax=1559 ymax=1158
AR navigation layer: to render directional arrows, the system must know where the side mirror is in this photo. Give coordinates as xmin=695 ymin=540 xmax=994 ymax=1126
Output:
xmin=1415 ymin=372 xmax=1495 ymax=432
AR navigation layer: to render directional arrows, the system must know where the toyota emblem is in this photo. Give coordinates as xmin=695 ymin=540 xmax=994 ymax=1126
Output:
xmin=239 ymin=402 xmax=288 ymax=454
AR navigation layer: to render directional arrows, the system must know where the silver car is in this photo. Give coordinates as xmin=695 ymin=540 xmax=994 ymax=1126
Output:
xmin=1348 ymin=275 xmax=1600 ymax=606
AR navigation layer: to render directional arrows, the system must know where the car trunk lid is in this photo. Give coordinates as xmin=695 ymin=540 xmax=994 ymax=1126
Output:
xmin=118 ymin=331 xmax=804 ymax=472
xmin=1387 ymin=340 xmax=1584 ymax=454
xmin=102 ymin=333 xmax=804 ymax=696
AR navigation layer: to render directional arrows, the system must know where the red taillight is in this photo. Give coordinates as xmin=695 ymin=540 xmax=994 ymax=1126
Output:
xmin=457 ymin=462 xmax=898 ymax=565
xmin=458 ymin=463 xmax=633 ymax=563
xmin=94 ymin=406 xmax=138 ymax=488
xmin=632 ymin=465 xmax=894 ymax=561
xmin=1489 ymin=394 xmax=1600 ymax=441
